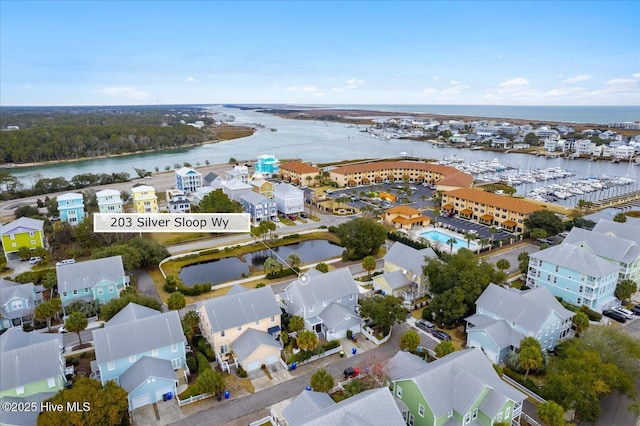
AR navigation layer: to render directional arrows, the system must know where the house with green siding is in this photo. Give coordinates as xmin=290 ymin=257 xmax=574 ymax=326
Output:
xmin=390 ymin=348 xmax=526 ymax=426
xmin=1 ymin=217 xmax=45 ymax=255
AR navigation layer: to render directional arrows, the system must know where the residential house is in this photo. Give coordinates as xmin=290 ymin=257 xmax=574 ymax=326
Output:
xmin=0 ymin=279 xmax=43 ymax=331
xmin=282 ymin=267 xmax=360 ymax=339
xmin=279 ymin=161 xmax=322 ymax=187
xmin=202 ymin=172 xmax=224 ymax=189
xmin=563 ymin=224 xmax=640 ymax=287
xmin=96 ymin=189 xmax=123 ymax=214
xmin=441 ymin=188 xmax=542 ymax=234
xmin=225 ymin=164 xmax=250 ymax=183
xmin=1 ymin=217 xmax=45 ymax=255
xmin=175 ymin=167 xmax=202 ymax=194
xmin=57 ymin=255 xmax=128 ymax=309
xmin=282 ymin=388 xmax=406 ymax=426
xmin=373 ymin=242 xmax=436 ymax=303
xmin=273 ymin=183 xmax=304 ymax=215
xmin=92 ymin=304 xmax=187 ymax=411
xmin=57 ymin=193 xmax=85 ymax=225
xmin=328 ymin=161 xmax=473 ymax=191
xmin=0 ymin=328 xmax=65 ymax=402
xmin=255 ymin=154 xmax=280 ymax=177
xmin=391 ymin=348 xmax=526 ymax=426
xmin=383 ymin=205 xmax=430 ymax=230
xmin=382 ymin=351 xmax=428 ymax=387
xmin=239 ymin=192 xmax=278 ymax=223
xmin=465 ymin=284 xmax=574 ymax=362
xmin=222 ymin=179 xmax=252 ymax=202
xmin=250 ymin=177 xmax=274 ymax=198
xmin=131 ymin=185 xmax=158 ymax=213
xmin=192 ymin=186 xmax=217 ymax=205
xmin=526 ymin=244 xmax=619 ymax=311
xmin=198 ymin=286 xmax=282 ymax=372
xmin=165 ymin=189 xmax=191 ymax=214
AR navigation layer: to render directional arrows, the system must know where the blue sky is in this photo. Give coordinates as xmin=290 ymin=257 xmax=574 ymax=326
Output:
xmin=1 ymin=1 xmax=639 ymax=106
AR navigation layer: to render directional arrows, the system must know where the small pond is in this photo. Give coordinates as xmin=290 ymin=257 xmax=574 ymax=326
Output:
xmin=178 ymin=239 xmax=343 ymax=287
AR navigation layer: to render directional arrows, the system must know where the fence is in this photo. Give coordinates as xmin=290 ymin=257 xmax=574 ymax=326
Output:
xmin=295 ymin=346 xmax=344 ymax=367
xmin=360 ymin=326 xmax=391 ymax=345
xmin=501 ymin=375 xmax=546 ymax=404
xmin=176 ymin=392 xmax=213 ymax=407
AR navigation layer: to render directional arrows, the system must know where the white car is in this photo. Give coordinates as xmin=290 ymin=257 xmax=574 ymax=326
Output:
xmin=613 ymin=306 xmax=635 ymax=319
xmin=58 ymin=325 xmax=68 ymax=334
xmin=56 ymin=259 xmax=75 ymax=266
xmin=28 ymin=257 xmax=42 ymax=264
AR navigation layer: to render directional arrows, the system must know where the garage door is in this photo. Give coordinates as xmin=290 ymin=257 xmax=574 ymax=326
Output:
xmin=264 ymin=354 xmax=278 ymax=365
xmin=131 ymin=394 xmax=151 ymax=410
xmin=155 ymin=385 xmax=174 ymax=402
xmin=245 ymin=360 xmax=260 ymax=372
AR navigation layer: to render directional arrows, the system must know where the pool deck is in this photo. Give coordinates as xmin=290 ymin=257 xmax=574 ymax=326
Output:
xmin=411 ymin=225 xmax=480 ymax=253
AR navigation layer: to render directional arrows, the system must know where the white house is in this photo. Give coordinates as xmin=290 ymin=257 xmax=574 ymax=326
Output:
xmin=175 ymin=167 xmax=202 ymax=194
xmin=96 ymin=189 xmax=123 ymax=214
xmin=273 ymin=183 xmax=304 ymax=215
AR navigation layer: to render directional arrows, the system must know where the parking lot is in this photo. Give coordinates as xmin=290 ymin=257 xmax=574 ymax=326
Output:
xmin=321 ymin=181 xmax=437 ymax=213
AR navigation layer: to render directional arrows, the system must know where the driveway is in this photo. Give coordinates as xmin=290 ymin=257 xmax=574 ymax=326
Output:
xmin=133 ymin=268 xmax=165 ymax=306
xmin=132 ymin=400 xmax=185 ymax=426
xmin=483 ymin=243 xmax=539 ymax=276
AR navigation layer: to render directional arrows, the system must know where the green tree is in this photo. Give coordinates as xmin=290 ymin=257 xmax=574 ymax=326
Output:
xmin=537 ymin=401 xmax=566 ymax=426
xmin=446 ymin=237 xmax=457 ymax=254
xmin=519 ymin=336 xmax=543 ymax=381
xmin=359 ymin=295 xmax=407 ymax=336
xmin=435 ymin=340 xmax=455 ymax=358
xmin=100 ymin=288 xmax=161 ymax=321
xmin=518 ymin=252 xmax=530 ymax=274
xmin=196 ymin=369 xmax=225 ymax=396
xmin=34 ymin=298 xmax=61 ymax=332
xmin=530 ymin=228 xmax=548 ymax=240
xmin=572 ymin=311 xmax=589 ymax=336
xmin=37 ymin=378 xmax=129 ymax=426
xmin=496 ymin=259 xmax=510 ymax=272
xmin=65 ymin=311 xmax=88 ymax=346
xmin=614 ymin=279 xmax=637 ymax=302
xmin=613 ymin=212 xmax=627 ymax=223
xmin=336 ymin=218 xmax=387 ymax=260
xmin=425 ymin=287 xmax=467 ymax=326
xmin=310 ymin=369 xmax=334 ymax=393
xmin=343 ymin=379 xmax=367 ymax=398
xmin=362 ymin=255 xmax=377 ymax=280
xmin=315 ymin=263 xmax=329 ymax=273
xmin=524 ymin=210 xmax=564 ymax=236
xmin=287 ymin=253 xmax=301 ymax=269
xmin=524 ymin=132 xmax=539 ymax=145
xmin=14 ymin=205 xmax=41 ymax=219
xmin=182 ymin=311 xmax=200 ymax=344
xmin=263 ymin=257 xmax=282 ymax=276
xmin=167 ymin=291 xmax=186 ymax=310
xmin=296 ymin=330 xmax=318 ymax=351
xmin=17 ymin=246 xmax=32 ymax=261
xmin=400 ymin=330 xmax=420 ymax=352
xmin=91 ymin=245 xmax=142 ymax=270
xmin=288 ymin=315 xmax=305 ymax=333
xmin=128 ymin=237 xmax=170 ymax=266
xmin=198 ymin=189 xmax=243 ymax=213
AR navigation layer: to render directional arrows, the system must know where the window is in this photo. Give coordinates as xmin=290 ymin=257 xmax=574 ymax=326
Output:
xmin=11 ymin=300 xmax=22 ymax=309
xmin=408 ymin=413 xmax=414 ymax=426
xmin=221 ymin=330 xmax=225 ymax=337
xmin=396 ymin=385 xmax=402 ymax=397
xmin=349 ymin=293 xmax=354 ymax=300
xmin=129 ymin=355 xmax=136 ymax=363
xmin=497 ymin=412 xmax=503 ymax=422
xmin=73 ymin=290 xmax=78 ymax=295
xmin=418 ymin=404 xmax=425 ymax=417
xmin=255 ymin=319 xmax=260 ymax=325
xmin=270 ymin=315 xmax=275 ymax=322
xmin=31 ymin=240 xmax=36 ymax=245
xmin=172 ymin=344 xmax=178 ymax=352
xmin=9 ymin=234 xmax=15 ymax=240
xmin=29 ymin=231 xmax=35 ymax=237
xmin=108 ymin=362 xmax=115 ymax=371
xmin=555 ymin=265 xmax=559 ymax=272
xmin=152 ymin=349 xmax=158 ymax=357
xmin=472 ymin=408 xmax=478 ymax=420
xmin=220 ymin=344 xmax=228 ymax=354
xmin=448 ymin=410 xmax=453 ymax=418
xmin=309 ymin=304 xmax=314 ymax=312
xmin=576 ymin=297 xmax=581 ymax=305
xmin=464 ymin=412 xmax=471 ymax=424
xmin=16 ymin=386 xmax=24 ymax=395
xmin=62 ymin=292 xmax=68 ymax=297
xmin=97 ymin=288 xmax=103 ymax=295
xmin=48 ymin=377 xmax=56 ymax=388
xmin=237 ymin=325 xmax=242 ymax=331
xmin=505 ymin=407 xmax=511 ymax=419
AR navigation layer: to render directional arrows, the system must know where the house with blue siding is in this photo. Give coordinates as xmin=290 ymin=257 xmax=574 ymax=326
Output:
xmin=590 ymin=219 xmax=640 ymax=287
xmin=0 ymin=279 xmax=43 ymax=331
xmin=92 ymin=304 xmax=187 ymax=411
xmin=57 ymin=193 xmax=86 ymax=225
xmin=526 ymin=244 xmax=619 ymax=311
xmin=175 ymin=167 xmax=202 ymax=194
xmin=390 ymin=348 xmax=526 ymax=426
xmin=96 ymin=189 xmax=123 ymax=213
xmin=56 ymin=255 xmax=128 ymax=310
xmin=255 ymin=155 xmax=280 ymax=177
xmin=465 ymin=284 xmax=574 ymax=362
xmin=239 ymin=192 xmax=277 ymax=223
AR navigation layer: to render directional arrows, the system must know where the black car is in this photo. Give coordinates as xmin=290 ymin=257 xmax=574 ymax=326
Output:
xmin=603 ymin=310 xmax=627 ymax=324
xmin=431 ymin=330 xmax=452 ymax=341
xmin=416 ymin=320 xmax=435 ymax=333
xmin=632 ymin=305 xmax=640 ymax=316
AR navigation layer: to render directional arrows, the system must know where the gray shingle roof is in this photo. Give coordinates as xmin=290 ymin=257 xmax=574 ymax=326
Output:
xmin=285 ymin=267 xmax=357 ymax=308
xmin=468 ymin=319 xmax=524 ymax=349
xmin=223 ymin=179 xmax=251 ymax=190
xmin=0 ymin=329 xmax=63 ymax=392
xmin=273 ymin=183 xmax=299 ymax=195
xmin=203 ymin=172 xmax=218 ymax=184
xmin=119 ymin=356 xmax=176 ymax=394
xmin=231 ymin=328 xmax=281 ymax=362
xmin=295 ymin=388 xmax=406 ymax=425
xmin=1 ymin=217 xmax=44 ymax=234
xmin=226 ymin=285 xmax=248 ymax=296
xmin=198 ymin=286 xmax=280 ymax=333
xmin=317 ymin=302 xmax=360 ymax=332
xmin=593 ymin=218 xmax=640 ymax=243
xmin=382 ymin=351 xmax=427 ymax=381
xmin=377 ymin=270 xmax=410 ymax=290
xmin=240 ymin=191 xmax=270 ymax=205
xmin=57 ymin=255 xmax=125 ymax=294
xmin=384 ymin=242 xmax=437 ymax=277
xmin=563 ymin=226 xmax=640 ymax=264
xmin=0 ymin=280 xmax=37 ymax=320
xmin=396 ymin=348 xmax=525 ymax=418
xmin=0 ymin=393 xmax=56 ymax=426
xmin=282 ymin=390 xmax=335 ymax=425
xmin=529 ymin=244 xmax=620 ymax=277
xmin=93 ymin=305 xmax=184 ymax=365
xmin=105 ymin=303 xmax=160 ymax=327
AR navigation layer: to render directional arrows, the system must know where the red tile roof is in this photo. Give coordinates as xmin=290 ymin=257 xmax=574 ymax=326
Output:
xmin=445 ymin=188 xmax=542 ymax=214
xmin=280 ymin=161 xmax=321 ymax=174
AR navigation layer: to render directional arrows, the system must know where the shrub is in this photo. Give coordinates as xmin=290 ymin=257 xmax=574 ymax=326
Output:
xmin=255 ymin=283 xmax=265 ymax=288
xmin=503 ymin=367 xmax=541 ymax=394
xmin=492 ymin=364 xmax=503 ymax=377
xmin=346 ymin=329 xmax=353 ymax=340
xmin=200 ymin=248 xmax=220 ymax=255
xmin=192 ymin=335 xmax=204 ymax=349
xmin=197 ymin=352 xmax=211 ymax=374
xmin=322 ymin=340 xmax=340 ymax=351
xmin=328 ymin=226 xmax=338 ymax=233
xmin=204 ymin=345 xmax=216 ymax=362
xmin=186 ymin=352 xmax=197 ymax=373
xmin=237 ymin=365 xmax=248 ymax=378
xmin=580 ymin=305 xmax=602 ymax=322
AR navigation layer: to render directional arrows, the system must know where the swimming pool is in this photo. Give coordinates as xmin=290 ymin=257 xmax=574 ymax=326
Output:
xmin=419 ymin=230 xmax=473 ymax=251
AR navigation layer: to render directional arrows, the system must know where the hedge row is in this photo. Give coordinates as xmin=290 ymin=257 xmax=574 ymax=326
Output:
xmin=164 ymin=275 xmax=212 ymax=296
xmin=286 ymin=340 xmax=341 ymax=364
xmin=388 ymin=232 xmax=430 ymax=250
xmin=197 ymin=352 xmax=211 ymax=375
xmin=503 ymin=367 xmax=541 ymax=395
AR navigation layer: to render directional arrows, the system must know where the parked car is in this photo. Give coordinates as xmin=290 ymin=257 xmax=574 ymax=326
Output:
xmin=272 ymin=217 xmax=280 ymax=222
xmin=299 ymin=212 xmax=308 ymax=218
xmin=58 ymin=325 xmax=68 ymax=334
xmin=603 ymin=310 xmax=627 ymax=323
xmin=613 ymin=306 xmax=635 ymax=319
xmin=431 ymin=330 xmax=452 ymax=341
xmin=537 ymin=238 xmax=554 ymax=245
xmin=56 ymin=259 xmax=75 ymax=266
xmin=416 ymin=320 xmax=435 ymax=333
xmin=28 ymin=257 xmax=42 ymax=264
xmin=468 ymin=229 xmax=478 ymax=235
xmin=343 ymin=367 xmax=361 ymax=379
xmin=288 ymin=215 xmax=297 ymax=221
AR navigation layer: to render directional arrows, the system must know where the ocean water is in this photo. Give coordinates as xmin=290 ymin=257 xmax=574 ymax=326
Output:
xmin=295 ymin=104 xmax=640 ymax=125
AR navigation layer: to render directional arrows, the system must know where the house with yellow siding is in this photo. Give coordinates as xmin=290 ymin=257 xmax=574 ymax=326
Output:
xmin=1 ymin=217 xmax=45 ymax=255
xmin=383 ymin=206 xmax=430 ymax=230
xmin=131 ymin=185 xmax=158 ymax=213
xmin=440 ymin=188 xmax=542 ymax=234
xmin=250 ymin=178 xmax=274 ymax=199
xmin=279 ymin=161 xmax=322 ymax=186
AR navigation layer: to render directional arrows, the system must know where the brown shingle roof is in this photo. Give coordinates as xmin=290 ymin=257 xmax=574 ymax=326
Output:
xmin=392 ymin=216 xmax=429 ymax=225
xmin=386 ymin=205 xmax=421 ymax=216
xmin=280 ymin=161 xmax=321 ymax=174
xmin=445 ymin=188 xmax=543 ymax=214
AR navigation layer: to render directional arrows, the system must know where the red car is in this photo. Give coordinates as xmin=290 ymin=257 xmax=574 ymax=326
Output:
xmin=343 ymin=367 xmax=361 ymax=379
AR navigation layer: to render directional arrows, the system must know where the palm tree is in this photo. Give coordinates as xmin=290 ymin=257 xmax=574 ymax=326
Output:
xmin=362 ymin=255 xmax=377 ymax=280
xmin=296 ymin=330 xmax=318 ymax=351
xmin=446 ymin=237 xmax=457 ymax=254
xmin=489 ymin=226 xmax=497 ymax=249
xmin=420 ymin=194 xmax=428 ymax=208
xmin=310 ymin=369 xmax=334 ymax=393
xmin=287 ymin=253 xmax=301 ymax=270
xmin=519 ymin=336 xmax=543 ymax=381
xmin=263 ymin=257 xmax=282 ymax=276
xmin=305 ymin=176 xmax=313 ymax=187
xmin=496 ymin=259 xmax=510 ymax=273
xmin=288 ymin=315 xmax=305 ymax=333
xmin=464 ymin=233 xmax=477 ymax=250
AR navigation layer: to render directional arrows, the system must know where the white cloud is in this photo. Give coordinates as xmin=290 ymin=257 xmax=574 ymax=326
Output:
xmin=563 ymin=74 xmax=591 ymax=84
xmin=184 ymin=76 xmax=199 ymax=83
xmin=331 ymin=87 xmax=344 ymax=92
xmin=288 ymin=85 xmax=319 ymax=92
xmin=603 ymin=78 xmax=638 ymax=93
xmin=422 ymin=81 xmax=470 ymax=97
xmin=422 ymin=88 xmax=439 ymax=95
xmin=95 ymin=87 xmax=148 ymax=100
xmin=606 ymin=78 xmax=636 ymax=86
xmin=313 ymin=92 xmax=324 ymax=97
xmin=499 ymin=77 xmax=529 ymax=88
xmin=344 ymin=78 xmax=365 ymax=89
xmin=634 ymin=73 xmax=640 ymax=79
